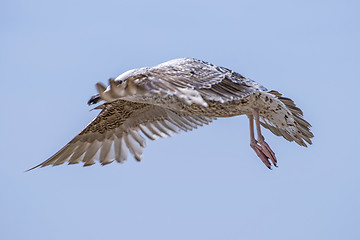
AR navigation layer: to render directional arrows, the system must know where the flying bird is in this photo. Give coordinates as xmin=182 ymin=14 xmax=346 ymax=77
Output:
xmin=28 ymin=58 xmax=313 ymax=171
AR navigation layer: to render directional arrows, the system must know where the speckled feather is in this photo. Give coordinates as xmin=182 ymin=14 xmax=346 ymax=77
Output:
xmin=28 ymin=58 xmax=313 ymax=170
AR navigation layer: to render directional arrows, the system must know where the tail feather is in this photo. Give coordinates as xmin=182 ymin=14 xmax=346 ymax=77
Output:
xmin=261 ymin=90 xmax=314 ymax=147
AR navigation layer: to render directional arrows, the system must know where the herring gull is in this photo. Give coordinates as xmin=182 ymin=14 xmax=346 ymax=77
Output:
xmin=28 ymin=58 xmax=313 ymax=170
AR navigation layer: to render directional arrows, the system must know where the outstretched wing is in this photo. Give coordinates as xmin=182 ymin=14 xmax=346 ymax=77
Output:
xmin=96 ymin=58 xmax=264 ymax=106
xmin=27 ymin=100 xmax=215 ymax=171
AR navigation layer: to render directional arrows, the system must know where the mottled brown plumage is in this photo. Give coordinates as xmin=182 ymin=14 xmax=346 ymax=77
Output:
xmin=28 ymin=58 xmax=313 ymax=171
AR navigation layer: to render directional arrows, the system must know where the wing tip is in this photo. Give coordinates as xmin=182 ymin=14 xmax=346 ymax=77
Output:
xmin=25 ymin=165 xmax=41 ymax=172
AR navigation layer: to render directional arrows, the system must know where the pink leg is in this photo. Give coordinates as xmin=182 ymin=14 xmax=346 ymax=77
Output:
xmin=248 ymin=109 xmax=277 ymax=169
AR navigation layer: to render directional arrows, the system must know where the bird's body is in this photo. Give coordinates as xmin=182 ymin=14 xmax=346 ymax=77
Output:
xmin=28 ymin=58 xmax=313 ymax=171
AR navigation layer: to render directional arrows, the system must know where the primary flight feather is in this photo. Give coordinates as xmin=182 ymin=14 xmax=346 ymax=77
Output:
xmin=28 ymin=58 xmax=313 ymax=171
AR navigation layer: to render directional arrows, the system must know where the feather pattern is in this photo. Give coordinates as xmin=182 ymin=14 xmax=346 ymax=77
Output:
xmin=28 ymin=58 xmax=313 ymax=171
xmin=97 ymin=58 xmax=266 ymax=107
xmin=27 ymin=99 xmax=215 ymax=170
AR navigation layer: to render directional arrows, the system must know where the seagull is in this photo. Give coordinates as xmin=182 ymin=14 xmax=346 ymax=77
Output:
xmin=28 ymin=58 xmax=313 ymax=171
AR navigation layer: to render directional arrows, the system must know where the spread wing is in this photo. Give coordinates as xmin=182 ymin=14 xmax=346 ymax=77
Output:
xmin=96 ymin=58 xmax=264 ymax=106
xmin=27 ymin=100 xmax=215 ymax=171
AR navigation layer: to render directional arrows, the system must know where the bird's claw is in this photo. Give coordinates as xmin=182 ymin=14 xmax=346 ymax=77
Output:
xmin=251 ymin=140 xmax=277 ymax=169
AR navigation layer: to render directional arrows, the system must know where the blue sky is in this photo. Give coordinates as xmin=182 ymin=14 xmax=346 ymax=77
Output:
xmin=1 ymin=0 xmax=360 ymax=239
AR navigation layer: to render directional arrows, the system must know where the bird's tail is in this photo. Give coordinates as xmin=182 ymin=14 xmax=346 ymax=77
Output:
xmin=259 ymin=90 xmax=314 ymax=147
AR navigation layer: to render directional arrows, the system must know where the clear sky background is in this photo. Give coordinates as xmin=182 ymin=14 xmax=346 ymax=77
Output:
xmin=1 ymin=0 xmax=360 ymax=239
